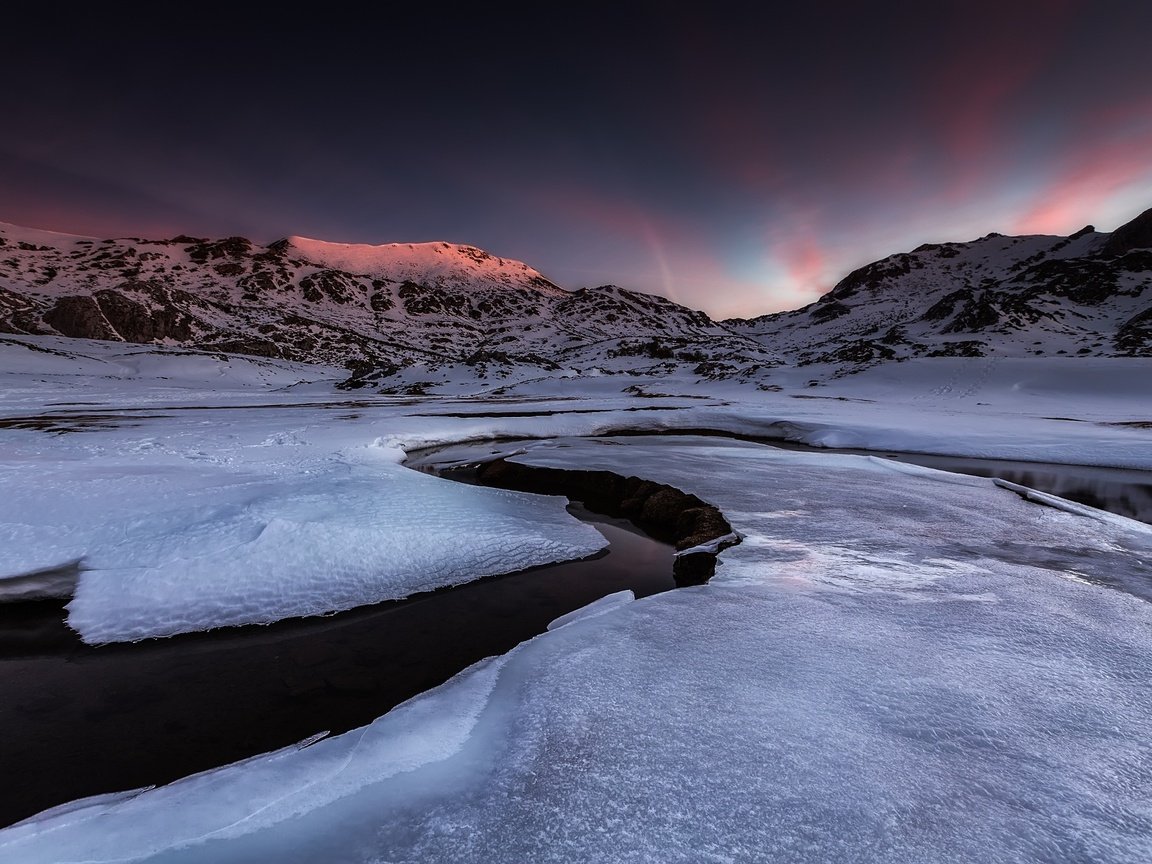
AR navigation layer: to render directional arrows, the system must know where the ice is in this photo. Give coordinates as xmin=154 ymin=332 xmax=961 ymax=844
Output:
xmin=5 ymin=436 xmax=1152 ymax=862
xmin=0 ymin=657 xmax=508 ymax=861
xmin=1 ymin=446 xmax=606 ymax=643
xmin=0 ymin=563 xmax=79 ymax=601
xmin=674 ymin=531 xmax=741 ymax=556
xmin=3 ymin=341 xmax=1152 ymax=859
xmin=546 ymin=588 xmax=634 ymax=630
xmin=993 ymin=478 xmax=1152 ymax=533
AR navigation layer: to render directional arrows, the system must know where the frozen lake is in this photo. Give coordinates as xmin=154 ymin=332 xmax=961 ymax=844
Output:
xmin=4 ymin=432 xmax=1150 ymax=828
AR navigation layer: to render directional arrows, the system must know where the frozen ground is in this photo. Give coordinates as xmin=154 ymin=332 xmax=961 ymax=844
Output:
xmin=1 ymin=335 xmax=1151 ymax=860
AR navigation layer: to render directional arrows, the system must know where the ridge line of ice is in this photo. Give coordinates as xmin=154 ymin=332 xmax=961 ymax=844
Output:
xmin=992 ymin=478 xmax=1152 ymax=534
xmin=674 ymin=532 xmax=743 ymax=557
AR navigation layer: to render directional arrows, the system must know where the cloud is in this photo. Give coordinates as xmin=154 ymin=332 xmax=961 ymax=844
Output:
xmin=1010 ymin=100 xmax=1152 ymax=234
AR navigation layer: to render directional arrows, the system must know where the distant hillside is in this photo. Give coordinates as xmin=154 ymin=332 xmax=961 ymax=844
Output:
xmin=0 ymin=223 xmax=774 ymax=391
xmin=2 ymin=207 xmax=1148 ymax=394
xmin=727 ymin=207 xmax=1152 ymax=366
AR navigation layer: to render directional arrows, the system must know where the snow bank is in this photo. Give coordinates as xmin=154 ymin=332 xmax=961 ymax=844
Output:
xmin=64 ymin=469 xmax=605 ymax=643
xmin=0 ymin=431 xmax=605 ymax=643
xmin=546 ymin=588 xmax=634 ymax=630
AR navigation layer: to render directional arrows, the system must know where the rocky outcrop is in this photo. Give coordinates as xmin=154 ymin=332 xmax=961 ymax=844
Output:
xmin=1116 ymin=306 xmax=1152 ymax=353
xmin=1102 ymin=207 xmax=1152 ymax=257
xmin=729 ymin=209 xmax=1152 ymax=366
xmin=475 ymin=458 xmax=736 ymax=585
xmin=43 ymin=296 xmax=121 ymax=341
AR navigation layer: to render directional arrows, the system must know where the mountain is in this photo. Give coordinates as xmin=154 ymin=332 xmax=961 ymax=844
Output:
xmin=2 ymin=208 xmax=1149 ymax=393
xmin=0 ymin=223 xmax=775 ymax=391
xmin=727 ymin=208 xmax=1152 ymax=366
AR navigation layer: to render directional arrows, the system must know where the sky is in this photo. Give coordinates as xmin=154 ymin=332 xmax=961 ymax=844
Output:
xmin=2 ymin=2 xmax=1151 ymax=319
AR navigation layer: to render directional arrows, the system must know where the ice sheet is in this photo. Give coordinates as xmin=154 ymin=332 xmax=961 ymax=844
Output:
xmin=1 ymin=440 xmax=605 ymax=642
xmin=5 ymin=437 xmax=1151 ymax=863
xmin=546 ymin=588 xmax=634 ymax=630
xmin=2 ymin=341 xmax=1151 ymax=859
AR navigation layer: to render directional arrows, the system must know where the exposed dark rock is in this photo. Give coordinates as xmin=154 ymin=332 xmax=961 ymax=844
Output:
xmin=1102 ymin=207 xmax=1152 ymax=257
xmin=1116 ymin=306 xmax=1152 ymax=354
xmin=475 ymin=458 xmax=735 ymax=585
xmin=881 ymin=325 xmax=907 ymax=344
xmin=299 ymin=270 xmax=357 ymax=305
xmin=810 ymin=340 xmax=897 ymax=365
xmin=369 ymin=280 xmax=394 ymax=311
xmin=237 ymin=269 xmax=287 ymax=295
xmin=928 ymin=340 xmax=986 ymax=358
xmin=196 ymin=336 xmax=282 ymax=358
xmin=810 ymin=300 xmax=851 ymax=323
xmin=1017 ymin=258 xmax=1120 ymax=304
xmin=463 ymin=349 xmax=561 ymax=370
xmin=214 ymin=262 xmax=245 ymax=277
xmin=0 ymin=286 xmax=49 ymax=334
xmin=185 ymin=237 xmax=253 ymax=263
xmin=921 ymin=289 xmax=968 ymax=322
xmin=828 ymin=254 xmax=914 ymax=301
xmin=91 ymin=290 xmax=156 ymax=341
xmin=43 ymin=296 xmax=121 ymax=341
xmin=943 ymin=292 xmax=1000 ymax=332
xmin=1118 ymin=250 xmax=1152 ymax=274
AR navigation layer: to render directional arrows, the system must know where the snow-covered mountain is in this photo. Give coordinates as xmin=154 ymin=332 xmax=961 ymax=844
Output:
xmin=2 ymin=208 xmax=1149 ymax=392
xmin=728 ymin=208 xmax=1152 ymax=365
xmin=0 ymin=223 xmax=773 ymax=391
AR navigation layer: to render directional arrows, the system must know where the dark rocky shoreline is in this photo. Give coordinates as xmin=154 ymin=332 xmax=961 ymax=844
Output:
xmin=475 ymin=457 xmax=738 ymax=584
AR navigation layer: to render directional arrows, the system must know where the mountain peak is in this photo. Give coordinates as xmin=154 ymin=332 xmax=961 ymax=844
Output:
xmin=281 ymin=236 xmax=567 ymax=295
xmin=1102 ymin=207 xmax=1152 ymax=257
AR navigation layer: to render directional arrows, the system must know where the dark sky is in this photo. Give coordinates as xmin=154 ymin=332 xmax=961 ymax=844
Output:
xmin=3 ymin=2 xmax=1151 ymax=317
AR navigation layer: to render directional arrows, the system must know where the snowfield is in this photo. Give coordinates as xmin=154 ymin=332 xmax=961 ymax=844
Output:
xmin=1 ymin=334 xmax=1151 ymax=862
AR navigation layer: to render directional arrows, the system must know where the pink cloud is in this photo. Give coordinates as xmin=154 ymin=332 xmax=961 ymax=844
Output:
xmin=1011 ymin=100 xmax=1152 ymax=235
xmin=922 ymin=2 xmax=1078 ymax=198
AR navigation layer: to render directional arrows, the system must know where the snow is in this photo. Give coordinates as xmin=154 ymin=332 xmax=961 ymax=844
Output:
xmin=285 ymin=236 xmax=567 ymax=295
xmin=0 ymin=334 xmax=341 ymax=401
xmin=4 ymin=435 xmax=1152 ymax=862
xmin=1 ymin=440 xmax=606 ymax=642
xmin=1 ymin=334 xmax=1151 ymax=859
xmin=61 ymin=467 xmax=605 ymax=643
xmin=0 ymin=219 xmax=99 ymax=247
xmin=546 ymin=588 xmax=634 ymax=630
xmin=728 ymin=226 xmax=1145 ymax=363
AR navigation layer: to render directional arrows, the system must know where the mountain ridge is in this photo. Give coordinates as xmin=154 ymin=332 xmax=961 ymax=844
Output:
xmin=1 ymin=209 xmax=1148 ymax=393
xmin=727 ymin=208 xmax=1152 ymax=366
xmin=0 ymin=221 xmax=773 ymax=391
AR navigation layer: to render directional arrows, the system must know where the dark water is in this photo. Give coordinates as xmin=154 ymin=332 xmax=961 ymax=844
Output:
xmin=896 ymin=456 xmax=1152 ymax=525
xmin=777 ymin=445 xmax=1152 ymax=526
xmin=602 ymin=427 xmax=1152 ymax=526
xmin=0 ymin=505 xmax=673 ymax=828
